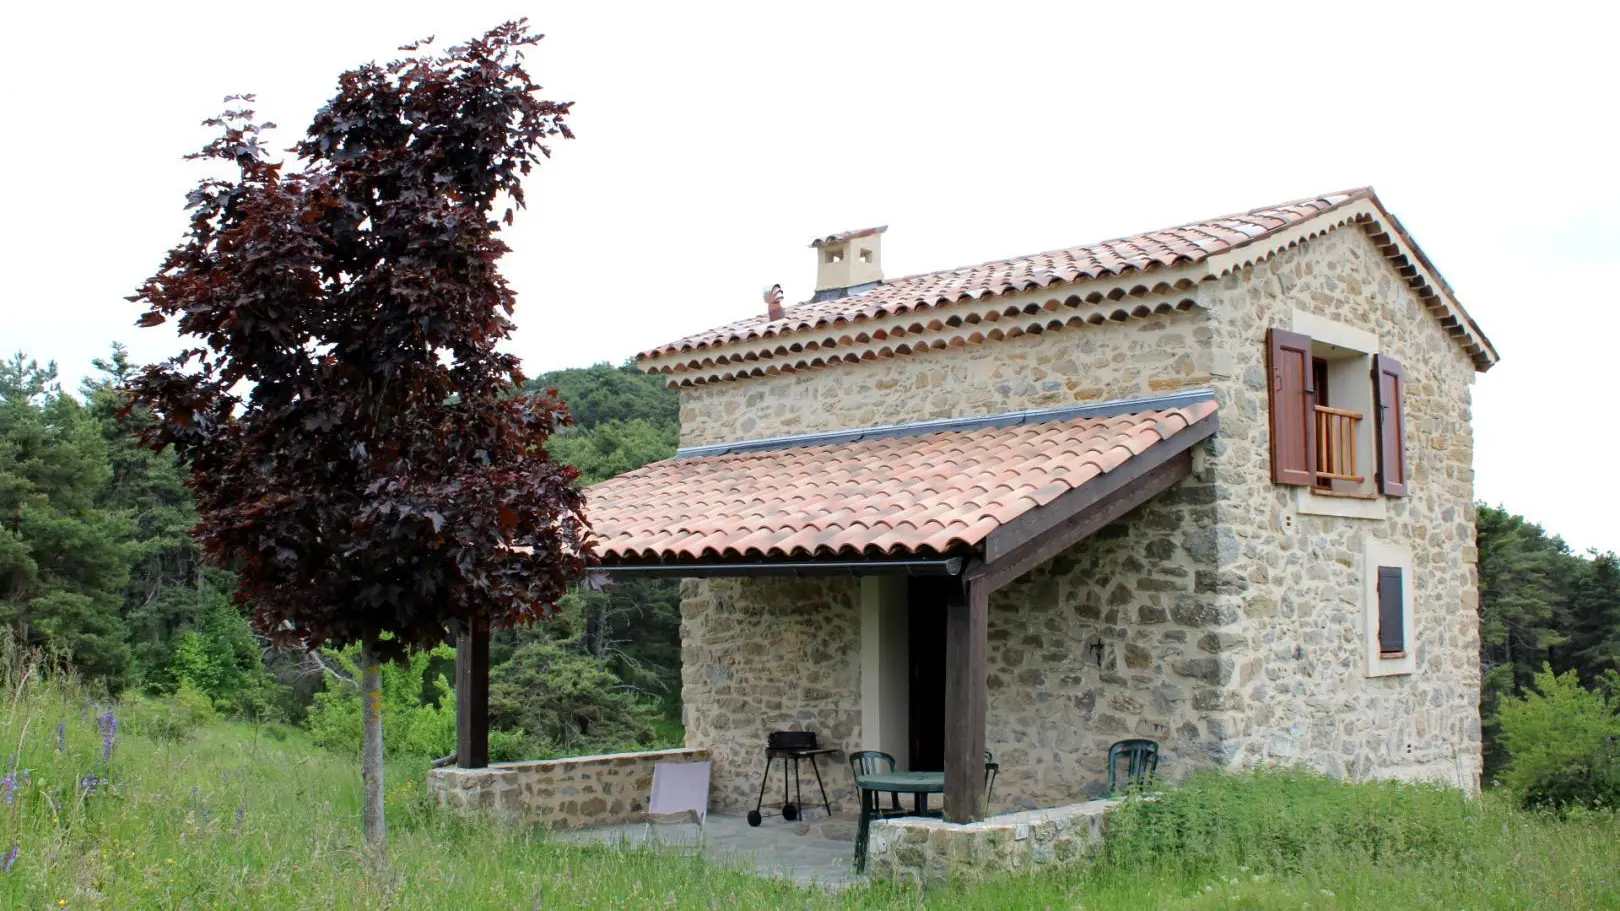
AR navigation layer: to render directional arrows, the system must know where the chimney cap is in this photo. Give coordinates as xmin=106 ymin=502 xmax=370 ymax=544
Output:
xmin=809 ymin=226 xmax=887 ymax=249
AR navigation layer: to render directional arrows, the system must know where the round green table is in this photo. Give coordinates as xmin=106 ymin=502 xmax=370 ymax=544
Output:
xmin=853 ymin=771 xmax=944 ymax=872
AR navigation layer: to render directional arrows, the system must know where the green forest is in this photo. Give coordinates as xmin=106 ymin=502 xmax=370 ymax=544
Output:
xmin=3 ymin=345 xmax=1618 ymax=784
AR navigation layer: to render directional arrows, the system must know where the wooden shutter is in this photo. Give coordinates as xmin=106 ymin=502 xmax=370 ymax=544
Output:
xmin=1266 ymin=328 xmax=1316 ymax=486
xmin=1373 ymin=355 xmax=1408 ymax=496
xmin=1376 ymin=565 xmax=1405 ymax=655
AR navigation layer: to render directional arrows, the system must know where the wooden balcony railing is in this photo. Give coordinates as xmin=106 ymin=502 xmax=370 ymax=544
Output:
xmin=1314 ymin=406 xmax=1364 ymax=484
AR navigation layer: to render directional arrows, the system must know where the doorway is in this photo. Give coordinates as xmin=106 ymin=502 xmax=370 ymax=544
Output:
xmin=907 ymin=576 xmax=949 ymax=771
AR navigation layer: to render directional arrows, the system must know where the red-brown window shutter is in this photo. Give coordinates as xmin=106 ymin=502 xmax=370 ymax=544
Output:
xmin=1373 ymin=355 xmax=1408 ymax=496
xmin=1377 ymin=565 xmax=1405 ymax=655
xmin=1266 ymin=328 xmax=1316 ymax=486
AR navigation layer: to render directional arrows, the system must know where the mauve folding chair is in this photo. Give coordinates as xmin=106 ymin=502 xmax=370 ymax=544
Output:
xmin=644 ymin=760 xmax=712 ymax=846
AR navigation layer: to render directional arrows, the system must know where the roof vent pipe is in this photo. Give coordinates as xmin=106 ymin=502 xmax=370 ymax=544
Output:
xmin=764 ymin=284 xmax=785 ymax=321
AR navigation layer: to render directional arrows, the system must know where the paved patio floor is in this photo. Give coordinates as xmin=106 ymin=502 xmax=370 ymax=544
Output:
xmin=555 ymin=813 xmax=861 ymax=888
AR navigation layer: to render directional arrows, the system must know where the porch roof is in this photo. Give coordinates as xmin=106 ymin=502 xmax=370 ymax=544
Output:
xmin=583 ymin=391 xmax=1218 ymax=572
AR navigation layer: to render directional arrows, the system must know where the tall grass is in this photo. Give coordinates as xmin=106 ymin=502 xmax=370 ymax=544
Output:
xmin=2 ymin=642 xmax=1615 ymax=909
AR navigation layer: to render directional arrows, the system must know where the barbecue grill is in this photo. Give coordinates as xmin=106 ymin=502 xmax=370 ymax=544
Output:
xmin=746 ymin=731 xmax=835 ymax=827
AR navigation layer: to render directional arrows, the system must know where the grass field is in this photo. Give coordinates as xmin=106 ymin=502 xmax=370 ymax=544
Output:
xmin=3 ymin=652 xmax=1617 ymax=910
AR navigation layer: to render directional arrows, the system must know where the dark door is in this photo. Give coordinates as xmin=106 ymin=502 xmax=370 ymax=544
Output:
xmin=908 ymin=576 xmax=949 ymax=771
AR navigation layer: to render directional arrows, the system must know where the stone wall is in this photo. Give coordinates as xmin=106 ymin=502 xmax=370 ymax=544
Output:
xmin=677 ymin=305 xmax=1212 ymax=448
xmin=680 ymin=577 xmax=864 ymax=814
xmin=1202 ymin=226 xmax=1483 ymax=789
xmin=985 ymin=473 xmax=1226 ymax=809
xmin=426 ymin=748 xmax=709 ymax=828
xmin=865 ymin=799 xmax=1117 ymax=888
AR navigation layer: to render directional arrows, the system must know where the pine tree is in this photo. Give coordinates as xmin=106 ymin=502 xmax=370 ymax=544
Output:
xmin=82 ymin=345 xmax=270 ymax=703
xmin=0 ymin=353 xmax=135 ymax=685
xmin=1569 ymin=551 xmax=1620 ymax=682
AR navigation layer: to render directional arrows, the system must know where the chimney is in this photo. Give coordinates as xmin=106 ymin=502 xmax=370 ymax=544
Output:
xmin=763 ymin=284 xmax=785 ymax=321
xmin=809 ymin=226 xmax=886 ymax=302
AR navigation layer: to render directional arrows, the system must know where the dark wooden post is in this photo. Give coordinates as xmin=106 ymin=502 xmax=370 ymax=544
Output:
xmin=942 ymin=573 xmax=988 ymax=823
xmin=455 ymin=614 xmax=490 ymax=768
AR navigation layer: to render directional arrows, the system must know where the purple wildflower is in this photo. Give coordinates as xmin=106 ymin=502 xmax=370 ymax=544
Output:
xmin=98 ymin=710 xmax=118 ymax=761
xmin=0 ymin=843 xmax=17 ymax=874
xmin=1 ymin=770 xmax=17 ymax=806
xmin=82 ymin=774 xmax=105 ymax=795
xmin=55 ymin=720 xmax=65 ymax=754
xmin=235 ymin=805 xmax=245 ymax=829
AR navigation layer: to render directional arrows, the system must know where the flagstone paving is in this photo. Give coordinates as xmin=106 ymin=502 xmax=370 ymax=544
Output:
xmin=557 ymin=813 xmax=860 ymax=888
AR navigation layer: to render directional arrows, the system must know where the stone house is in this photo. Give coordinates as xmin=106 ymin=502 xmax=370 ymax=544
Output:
xmin=584 ymin=188 xmax=1496 ymax=823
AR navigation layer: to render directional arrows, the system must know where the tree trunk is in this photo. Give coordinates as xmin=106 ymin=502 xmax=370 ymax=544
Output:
xmin=360 ymin=637 xmax=387 ymax=856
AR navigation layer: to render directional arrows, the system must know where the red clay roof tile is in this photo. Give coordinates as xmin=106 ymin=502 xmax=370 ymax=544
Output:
xmin=585 ymin=401 xmax=1217 ymax=564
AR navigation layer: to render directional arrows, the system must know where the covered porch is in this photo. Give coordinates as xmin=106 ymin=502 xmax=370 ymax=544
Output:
xmin=434 ymin=391 xmax=1218 ymax=863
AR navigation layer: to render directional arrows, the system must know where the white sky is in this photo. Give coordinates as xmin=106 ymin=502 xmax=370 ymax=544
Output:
xmin=2 ymin=2 xmax=1617 ymax=553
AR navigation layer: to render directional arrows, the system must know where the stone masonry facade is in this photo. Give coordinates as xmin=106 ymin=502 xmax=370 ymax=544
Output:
xmin=985 ymin=473 xmax=1231 ymax=808
xmin=680 ymin=577 xmax=865 ymax=813
xmin=1202 ymin=229 xmax=1483 ymax=788
xmin=675 ymin=220 xmax=1483 ymax=811
xmin=677 ymin=307 xmax=1213 ymax=448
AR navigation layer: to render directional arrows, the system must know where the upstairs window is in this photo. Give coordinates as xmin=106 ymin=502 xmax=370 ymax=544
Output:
xmin=1266 ymin=327 xmax=1407 ymax=497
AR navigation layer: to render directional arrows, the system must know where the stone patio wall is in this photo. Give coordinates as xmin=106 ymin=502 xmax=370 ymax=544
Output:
xmin=427 ymin=747 xmax=709 ymax=829
xmin=865 ymin=799 xmax=1118 ymax=888
xmin=1202 ymin=226 xmax=1483 ymax=789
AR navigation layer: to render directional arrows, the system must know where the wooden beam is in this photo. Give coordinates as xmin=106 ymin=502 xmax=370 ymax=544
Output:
xmin=943 ymin=572 xmax=988 ymax=823
xmin=983 ymin=414 xmax=1216 ymax=567
xmin=976 ymin=450 xmax=1194 ymax=594
xmin=455 ymin=614 xmax=490 ymax=769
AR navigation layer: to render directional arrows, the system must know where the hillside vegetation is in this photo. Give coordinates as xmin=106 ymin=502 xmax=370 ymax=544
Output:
xmin=3 ymin=646 xmax=1617 ymax=910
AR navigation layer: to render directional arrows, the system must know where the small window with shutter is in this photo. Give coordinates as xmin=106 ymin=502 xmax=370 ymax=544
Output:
xmin=1365 ymin=542 xmax=1415 ymax=676
xmin=1377 ymin=565 xmax=1405 ymax=657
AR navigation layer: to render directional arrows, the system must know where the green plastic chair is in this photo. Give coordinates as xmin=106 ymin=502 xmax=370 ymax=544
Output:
xmin=848 ymin=750 xmax=906 ymax=816
xmin=850 ymin=750 xmax=913 ymax=873
xmin=1107 ymin=739 xmax=1159 ymax=795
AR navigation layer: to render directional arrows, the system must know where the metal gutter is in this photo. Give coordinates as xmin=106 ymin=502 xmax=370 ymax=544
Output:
xmin=675 ymin=387 xmax=1217 ymax=459
xmin=595 ymin=556 xmax=964 ymax=579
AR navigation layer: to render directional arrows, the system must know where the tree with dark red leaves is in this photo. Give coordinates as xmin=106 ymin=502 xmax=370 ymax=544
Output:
xmin=128 ymin=22 xmax=585 ymax=855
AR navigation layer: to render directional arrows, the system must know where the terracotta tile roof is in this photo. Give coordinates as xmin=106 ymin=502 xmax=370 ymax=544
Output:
xmin=639 ymin=192 xmax=1364 ymax=359
xmin=635 ymin=188 xmax=1497 ymax=383
xmin=585 ymin=400 xmax=1217 ymax=565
